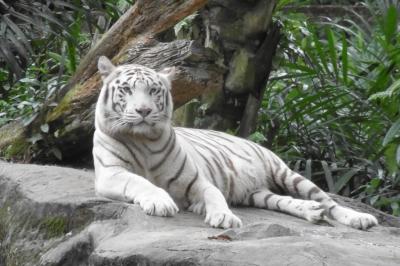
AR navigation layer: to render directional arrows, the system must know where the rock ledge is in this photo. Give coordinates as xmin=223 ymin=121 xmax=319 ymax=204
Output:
xmin=0 ymin=161 xmax=399 ymax=266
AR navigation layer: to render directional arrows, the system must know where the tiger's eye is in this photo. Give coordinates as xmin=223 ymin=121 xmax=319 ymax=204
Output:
xmin=149 ymin=88 xmax=157 ymax=95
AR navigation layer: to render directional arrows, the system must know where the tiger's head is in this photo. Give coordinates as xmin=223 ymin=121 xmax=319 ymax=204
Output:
xmin=96 ymin=56 xmax=174 ymax=138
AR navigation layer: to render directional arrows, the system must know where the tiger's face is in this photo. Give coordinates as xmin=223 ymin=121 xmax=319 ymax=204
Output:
xmin=96 ymin=56 xmax=174 ymax=137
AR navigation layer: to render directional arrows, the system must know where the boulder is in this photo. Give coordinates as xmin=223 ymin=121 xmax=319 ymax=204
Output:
xmin=0 ymin=160 xmax=399 ymax=266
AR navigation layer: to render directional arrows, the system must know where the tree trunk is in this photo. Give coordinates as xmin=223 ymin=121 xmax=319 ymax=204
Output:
xmin=0 ymin=0 xmax=213 ymax=163
xmin=237 ymin=23 xmax=281 ymax=138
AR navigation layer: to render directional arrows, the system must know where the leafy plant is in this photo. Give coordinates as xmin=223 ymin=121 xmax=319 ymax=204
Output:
xmin=257 ymin=1 xmax=400 ymax=215
xmin=0 ymin=0 xmax=133 ymax=128
xmin=0 ymin=0 xmax=132 ymax=82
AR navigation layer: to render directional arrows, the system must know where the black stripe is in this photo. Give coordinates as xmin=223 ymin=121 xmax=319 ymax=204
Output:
xmin=261 ymin=155 xmax=284 ymax=194
xmin=94 ymin=153 xmax=130 ymax=170
xmin=246 ymin=141 xmax=264 ymax=163
xmin=96 ymin=138 xmax=131 ymax=165
xmin=328 ymin=205 xmax=337 ymax=217
xmin=178 ymin=130 xmax=223 ymax=162
xmin=276 ymin=199 xmax=282 ymax=210
xmin=180 ymin=131 xmax=219 ymax=156
xmin=264 ymin=193 xmax=274 ymax=208
xmin=208 ymin=130 xmax=253 ymax=158
xmin=111 ymin=86 xmax=117 ymax=112
xmin=248 ymin=190 xmax=260 ymax=206
xmin=99 ymin=135 xmax=143 ymax=169
xmin=94 ymin=153 xmax=106 ymax=167
xmin=144 ymin=130 xmax=173 ymax=154
xmin=246 ymin=142 xmax=271 ymax=177
xmin=150 ymin=133 xmax=176 ymax=171
xmin=177 ymin=129 xmax=229 ymax=194
xmin=195 ymin=131 xmax=252 ymax=163
xmin=185 ymin=171 xmax=199 ymax=199
xmin=271 ymin=175 xmax=284 ymax=194
xmin=307 ymin=186 xmax=322 ymax=199
xmin=205 ymin=164 xmax=218 ymax=186
xmin=125 ymin=139 xmax=143 ymax=154
xmin=207 ymin=130 xmax=235 ymax=143
xmin=118 ymin=142 xmax=143 ymax=169
xmin=280 ymin=170 xmax=288 ymax=192
xmin=165 ymin=91 xmax=169 ymax=110
xmin=198 ymin=130 xmax=246 ymax=155
xmin=153 ymin=147 xmax=182 ymax=183
xmin=115 ymin=102 xmax=124 ymax=113
xmin=166 ymin=154 xmax=187 ymax=189
xmin=122 ymin=178 xmax=133 ymax=200
xmin=225 ymin=156 xmax=238 ymax=176
xmin=292 ymin=176 xmax=305 ymax=197
xmin=195 ymin=149 xmax=218 ymax=186
xmin=212 ymin=157 xmax=229 ymax=196
xmin=133 ymin=78 xmax=139 ymax=88
xmin=213 ymin=146 xmax=237 ymax=198
xmin=103 ymin=85 xmax=109 ymax=104
xmin=228 ymin=173 xmax=235 ymax=200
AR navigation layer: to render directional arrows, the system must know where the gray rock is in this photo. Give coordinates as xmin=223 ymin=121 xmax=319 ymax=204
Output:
xmin=0 ymin=160 xmax=399 ymax=266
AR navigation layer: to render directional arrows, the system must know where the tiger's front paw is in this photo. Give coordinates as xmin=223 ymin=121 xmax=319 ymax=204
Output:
xmin=205 ymin=210 xmax=242 ymax=229
xmin=303 ymin=201 xmax=324 ymax=223
xmin=342 ymin=211 xmax=378 ymax=230
xmin=331 ymin=206 xmax=378 ymax=230
xmin=136 ymin=188 xmax=179 ymax=217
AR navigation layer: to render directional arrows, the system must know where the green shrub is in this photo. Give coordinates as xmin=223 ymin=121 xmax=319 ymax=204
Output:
xmin=256 ymin=1 xmax=400 ymax=215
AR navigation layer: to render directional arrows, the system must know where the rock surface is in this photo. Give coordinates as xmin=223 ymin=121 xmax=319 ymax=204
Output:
xmin=1 ymin=160 xmax=400 ymax=266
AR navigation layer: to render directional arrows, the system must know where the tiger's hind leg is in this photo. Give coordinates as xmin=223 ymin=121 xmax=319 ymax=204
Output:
xmin=245 ymin=189 xmax=325 ymax=223
xmin=270 ymin=165 xmax=378 ymax=230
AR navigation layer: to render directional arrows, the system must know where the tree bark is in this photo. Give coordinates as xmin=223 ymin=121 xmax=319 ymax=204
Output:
xmin=237 ymin=23 xmax=281 ymax=138
xmin=58 ymin=0 xmax=208 ymax=99
xmin=0 ymin=0 xmax=215 ymax=163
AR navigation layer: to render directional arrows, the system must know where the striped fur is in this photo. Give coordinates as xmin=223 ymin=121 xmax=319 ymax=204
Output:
xmin=93 ymin=56 xmax=378 ymax=230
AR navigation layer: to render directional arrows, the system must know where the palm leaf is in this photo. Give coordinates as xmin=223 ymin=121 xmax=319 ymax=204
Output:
xmin=325 ymin=27 xmax=339 ymax=81
xmin=341 ymin=32 xmax=348 ymax=85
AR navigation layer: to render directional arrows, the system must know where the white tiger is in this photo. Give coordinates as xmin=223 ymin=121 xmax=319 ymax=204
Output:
xmin=93 ymin=56 xmax=378 ymax=230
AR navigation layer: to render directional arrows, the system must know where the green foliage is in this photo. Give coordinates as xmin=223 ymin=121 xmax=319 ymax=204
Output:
xmin=0 ymin=60 xmax=70 ymax=127
xmin=0 ymin=0 xmax=132 ymax=81
xmin=257 ymin=1 xmax=400 ymax=215
xmin=0 ymin=0 xmax=132 ymax=128
xmin=40 ymin=216 xmax=67 ymax=238
xmin=248 ymin=131 xmax=267 ymax=144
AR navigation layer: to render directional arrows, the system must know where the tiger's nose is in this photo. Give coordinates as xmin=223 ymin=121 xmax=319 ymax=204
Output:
xmin=136 ymin=107 xmax=152 ymax=118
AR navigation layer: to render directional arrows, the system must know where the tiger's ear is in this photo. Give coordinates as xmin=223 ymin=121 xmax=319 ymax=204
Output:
xmin=98 ymin=56 xmax=116 ymax=79
xmin=158 ymin=66 xmax=176 ymax=89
